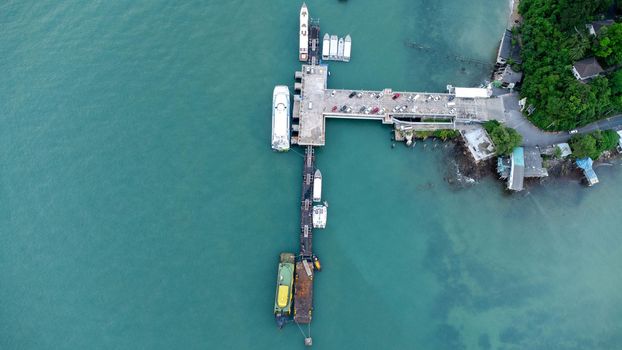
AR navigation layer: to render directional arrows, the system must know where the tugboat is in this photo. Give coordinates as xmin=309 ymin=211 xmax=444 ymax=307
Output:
xmin=312 ymin=255 xmax=321 ymax=271
xmin=274 ymin=252 xmax=295 ymax=328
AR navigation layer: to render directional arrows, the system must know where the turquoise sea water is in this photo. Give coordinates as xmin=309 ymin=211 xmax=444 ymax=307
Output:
xmin=1 ymin=1 xmax=622 ymax=349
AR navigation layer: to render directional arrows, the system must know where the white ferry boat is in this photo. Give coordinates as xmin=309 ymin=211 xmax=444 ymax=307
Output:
xmin=299 ymin=3 xmax=308 ymax=62
xmin=329 ymin=35 xmax=338 ymax=59
xmin=343 ymin=35 xmax=351 ymax=62
xmin=312 ymin=204 xmax=327 ymax=229
xmin=337 ymin=37 xmax=344 ymax=58
xmin=272 ymin=86 xmax=290 ymax=152
xmin=322 ymin=33 xmax=330 ymax=60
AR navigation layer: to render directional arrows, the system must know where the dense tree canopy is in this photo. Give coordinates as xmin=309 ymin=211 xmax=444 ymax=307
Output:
xmin=595 ymin=23 xmax=622 ymax=66
xmin=518 ymin=0 xmax=622 ymax=131
xmin=569 ymin=130 xmax=620 ymax=158
xmin=484 ymin=121 xmax=523 ymax=156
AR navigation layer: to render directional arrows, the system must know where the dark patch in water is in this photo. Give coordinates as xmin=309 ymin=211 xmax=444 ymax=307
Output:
xmin=433 ymin=324 xmax=466 ymax=350
xmin=478 ymin=333 xmax=491 ymax=349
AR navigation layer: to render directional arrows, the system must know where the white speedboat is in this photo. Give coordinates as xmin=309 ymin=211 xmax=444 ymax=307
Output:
xmin=313 ymin=169 xmax=322 ymax=201
xmin=272 ymin=86 xmax=290 ymax=152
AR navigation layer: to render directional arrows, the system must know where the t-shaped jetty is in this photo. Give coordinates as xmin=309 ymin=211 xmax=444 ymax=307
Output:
xmin=292 ymin=64 xmax=505 ymax=147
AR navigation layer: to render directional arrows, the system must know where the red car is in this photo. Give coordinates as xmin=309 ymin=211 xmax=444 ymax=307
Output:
xmin=371 ymin=107 xmax=380 ymax=114
xmin=332 ymin=105 xmax=338 ymax=112
xmin=392 ymin=93 xmax=401 ymax=100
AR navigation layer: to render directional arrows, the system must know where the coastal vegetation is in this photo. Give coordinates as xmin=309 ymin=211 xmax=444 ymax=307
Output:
xmin=483 ymin=120 xmax=523 ymax=156
xmin=411 ymin=129 xmax=459 ymax=140
xmin=518 ymin=0 xmax=622 ymax=131
xmin=569 ymin=130 xmax=620 ymax=158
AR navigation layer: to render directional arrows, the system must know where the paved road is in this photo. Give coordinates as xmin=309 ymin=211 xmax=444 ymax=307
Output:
xmin=500 ymin=93 xmax=622 ymax=147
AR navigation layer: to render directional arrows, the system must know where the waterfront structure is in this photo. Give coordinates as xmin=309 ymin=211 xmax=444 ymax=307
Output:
xmin=271 ymin=86 xmax=290 ymax=151
xmin=496 ymin=29 xmax=522 ymax=65
xmin=460 ymin=128 xmax=496 ymax=162
xmin=572 ymin=57 xmax=604 ymax=81
xmin=290 ymin=64 xmax=504 ymax=147
xmin=497 ymin=147 xmax=548 ymax=191
xmin=576 ymin=158 xmax=599 ymax=186
xmin=493 ymin=29 xmax=522 ymax=89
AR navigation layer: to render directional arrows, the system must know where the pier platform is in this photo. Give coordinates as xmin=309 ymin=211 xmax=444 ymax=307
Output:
xmin=294 ymin=64 xmax=505 ymax=146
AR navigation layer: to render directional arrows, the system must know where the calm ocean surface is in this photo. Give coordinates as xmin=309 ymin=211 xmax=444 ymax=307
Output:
xmin=1 ymin=1 xmax=622 ymax=349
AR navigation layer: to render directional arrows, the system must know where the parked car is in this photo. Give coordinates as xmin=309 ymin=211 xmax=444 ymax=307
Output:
xmin=392 ymin=93 xmax=401 ymax=100
xmin=349 ymin=91 xmax=357 ymax=98
xmin=371 ymin=107 xmax=380 ymax=114
xmin=332 ymin=105 xmax=338 ymax=112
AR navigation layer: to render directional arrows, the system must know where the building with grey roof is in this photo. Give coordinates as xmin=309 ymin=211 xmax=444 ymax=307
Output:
xmin=586 ymin=19 xmax=615 ymax=36
xmin=572 ymin=57 xmax=604 ymax=81
xmin=496 ymin=29 xmax=522 ymax=65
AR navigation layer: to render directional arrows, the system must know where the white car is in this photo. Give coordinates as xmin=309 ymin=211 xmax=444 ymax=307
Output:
xmin=569 ymin=129 xmax=578 ymax=135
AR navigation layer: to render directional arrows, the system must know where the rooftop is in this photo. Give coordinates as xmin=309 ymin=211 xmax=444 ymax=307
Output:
xmin=587 ymin=19 xmax=615 ymax=35
xmin=498 ymin=29 xmax=522 ymax=64
xmin=573 ymin=57 xmax=604 ymax=80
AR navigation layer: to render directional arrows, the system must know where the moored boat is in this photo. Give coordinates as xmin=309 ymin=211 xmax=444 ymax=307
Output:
xmin=274 ymin=252 xmax=295 ymax=328
xmin=272 ymin=85 xmax=290 ymax=152
xmin=313 ymin=255 xmax=321 ymax=271
xmin=322 ymin=33 xmax=330 ymax=60
xmin=312 ymin=204 xmax=327 ymax=228
xmin=313 ymin=169 xmax=322 ymax=201
xmin=329 ymin=35 xmax=338 ymax=59
xmin=337 ymin=37 xmax=344 ymax=59
xmin=299 ymin=3 xmax=309 ymax=61
xmin=343 ymin=34 xmax=351 ymax=62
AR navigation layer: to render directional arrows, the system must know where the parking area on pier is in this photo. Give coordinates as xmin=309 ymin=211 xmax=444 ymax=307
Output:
xmin=294 ymin=64 xmax=505 ymax=147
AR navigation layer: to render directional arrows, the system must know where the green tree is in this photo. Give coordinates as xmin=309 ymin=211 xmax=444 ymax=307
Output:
xmin=565 ymin=32 xmax=591 ymax=61
xmin=595 ymin=23 xmax=622 ymax=66
xmin=570 ymin=133 xmax=599 ymax=158
xmin=484 ymin=121 xmax=523 ymax=156
xmin=611 ymin=69 xmax=622 ymax=95
xmin=569 ymin=130 xmax=620 ymax=158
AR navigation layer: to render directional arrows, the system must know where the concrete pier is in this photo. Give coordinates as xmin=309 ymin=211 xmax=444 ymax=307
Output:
xmin=292 ymin=64 xmax=505 ymax=146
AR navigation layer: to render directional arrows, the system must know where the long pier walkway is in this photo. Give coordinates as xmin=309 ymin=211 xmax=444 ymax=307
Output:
xmin=294 ymin=145 xmax=315 ymax=324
